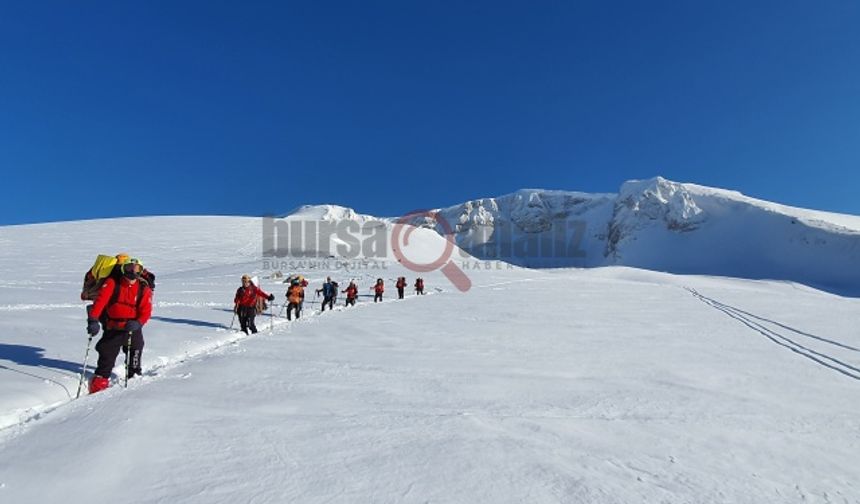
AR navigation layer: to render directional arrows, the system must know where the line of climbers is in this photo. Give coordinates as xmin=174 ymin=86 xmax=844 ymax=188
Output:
xmin=236 ymin=274 xmax=427 ymax=324
xmin=79 ymin=252 xmax=428 ymax=395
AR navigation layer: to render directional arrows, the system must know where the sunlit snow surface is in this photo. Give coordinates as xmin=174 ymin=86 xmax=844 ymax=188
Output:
xmin=0 ymin=215 xmax=859 ymax=503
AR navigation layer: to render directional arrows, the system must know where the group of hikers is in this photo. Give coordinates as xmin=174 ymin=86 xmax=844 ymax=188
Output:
xmin=80 ymin=252 xmax=427 ymax=395
xmin=233 ymin=274 xmax=427 ymax=333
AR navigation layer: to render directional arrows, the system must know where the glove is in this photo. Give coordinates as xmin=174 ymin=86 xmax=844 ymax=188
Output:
xmin=267 ymin=294 xmax=275 ymax=301
xmin=87 ymin=319 xmax=100 ymax=336
xmin=125 ymin=320 xmax=142 ymax=332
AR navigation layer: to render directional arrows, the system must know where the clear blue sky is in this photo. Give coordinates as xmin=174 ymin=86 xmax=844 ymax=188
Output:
xmin=1 ymin=1 xmax=858 ymax=225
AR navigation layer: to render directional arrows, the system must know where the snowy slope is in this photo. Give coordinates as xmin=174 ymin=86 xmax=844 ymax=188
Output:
xmin=0 ymin=214 xmax=459 ymax=429
xmin=1 ymin=215 xmax=860 ymax=503
xmin=422 ymin=177 xmax=860 ymax=295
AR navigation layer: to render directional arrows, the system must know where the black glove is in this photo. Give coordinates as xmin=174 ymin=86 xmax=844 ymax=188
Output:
xmin=125 ymin=320 xmax=142 ymax=332
xmin=267 ymin=294 xmax=275 ymax=301
xmin=87 ymin=319 xmax=100 ymax=336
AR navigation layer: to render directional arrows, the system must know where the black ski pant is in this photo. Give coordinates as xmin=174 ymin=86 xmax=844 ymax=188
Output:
xmin=345 ymin=297 xmax=355 ymax=306
xmin=238 ymin=305 xmax=258 ymax=334
xmin=287 ymin=302 xmax=302 ymax=320
xmin=374 ymin=293 xmax=383 ymax=303
xmin=321 ymin=296 xmax=334 ymax=311
xmin=95 ymin=328 xmax=144 ymax=379
xmin=397 ymin=287 xmax=404 ymax=299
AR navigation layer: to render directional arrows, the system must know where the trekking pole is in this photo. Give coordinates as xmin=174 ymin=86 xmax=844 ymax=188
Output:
xmin=75 ymin=333 xmax=95 ymax=398
xmin=124 ymin=332 xmax=132 ymax=388
xmin=269 ymin=303 xmax=274 ymax=333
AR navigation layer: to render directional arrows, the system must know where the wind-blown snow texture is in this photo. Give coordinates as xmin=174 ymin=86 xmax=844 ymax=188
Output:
xmin=1 ymin=182 xmax=860 ymax=503
xmin=426 ymin=177 xmax=860 ymax=295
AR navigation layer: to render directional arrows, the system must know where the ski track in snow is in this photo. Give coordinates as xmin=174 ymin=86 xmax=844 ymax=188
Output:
xmin=687 ymin=287 xmax=860 ymax=382
xmin=0 ymin=303 xmax=87 ymax=312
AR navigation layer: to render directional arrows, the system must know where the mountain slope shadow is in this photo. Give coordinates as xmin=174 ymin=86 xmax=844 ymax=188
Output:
xmin=0 ymin=343 xmax=82 ymax=375
xmin=150 ymin=316 xmax=227 ymax=329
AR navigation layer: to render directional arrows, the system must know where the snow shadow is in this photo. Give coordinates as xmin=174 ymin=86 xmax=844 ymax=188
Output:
xmin=687 ymin=288 xmax=860 ymax=382
xmin=150 ymin=316 xmax=228 ymax=329
xmin=0 ymin=343 xmax=82 ymax=375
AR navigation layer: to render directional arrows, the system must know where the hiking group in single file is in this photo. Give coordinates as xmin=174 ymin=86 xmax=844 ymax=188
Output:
xmin=234 ymin=273 xmax=426 ymax=329
xmin=80 ymin=253 xmax=427 ymax=395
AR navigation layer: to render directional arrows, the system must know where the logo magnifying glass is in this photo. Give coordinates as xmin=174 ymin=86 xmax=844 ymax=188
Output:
xmin=392 ymin=210 xmax=472 ymax=292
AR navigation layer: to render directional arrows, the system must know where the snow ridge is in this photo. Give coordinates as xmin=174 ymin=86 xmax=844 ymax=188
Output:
xmin=426 ymin=176 xmax=860 ymax=295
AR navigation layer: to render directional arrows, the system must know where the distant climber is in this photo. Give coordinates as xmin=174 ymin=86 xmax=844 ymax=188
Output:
xmin=316 ymin=277 xmax=337 ymax=312
xmin=234 ymin=275 xmax=274 ymax=334
xmin=343 ymin=281 xmax=358 ymax=306
xmin=396 ymin=276 xmax=407 ymax=299
xmin=286 ymin=277 xmax=305 ymax=320
xmin=373 ymin=278 xmax=384 ymax=303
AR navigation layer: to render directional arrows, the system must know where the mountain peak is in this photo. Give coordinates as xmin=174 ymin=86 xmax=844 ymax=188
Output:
xmin=617 ymin=176 xmax=705 ymax=224
xmin=285 ymin=204 xmax=373 ymax=222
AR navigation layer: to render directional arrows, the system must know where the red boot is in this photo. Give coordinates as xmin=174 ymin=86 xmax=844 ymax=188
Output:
xmin=89 ymin=376 xmax=110 ymax=394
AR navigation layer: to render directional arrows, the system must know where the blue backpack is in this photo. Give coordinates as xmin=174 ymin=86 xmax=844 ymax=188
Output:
xmin=323 ymin=282 xmax=335 ymax=297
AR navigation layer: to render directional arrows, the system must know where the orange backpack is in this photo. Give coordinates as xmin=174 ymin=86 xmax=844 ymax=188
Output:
xmin=288 ymin=285 xmax=304 ymax=304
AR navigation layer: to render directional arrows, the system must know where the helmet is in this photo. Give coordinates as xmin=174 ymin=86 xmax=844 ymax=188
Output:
xmin=241 ymin=274 xmax=251 ymax=283
xmin=119 ymin=257 xmax=143 ymax=267
xmin=119 ymin=257 xmax=143 ymax=277
xmin=115 ymin=253 xmax=130 ymax=264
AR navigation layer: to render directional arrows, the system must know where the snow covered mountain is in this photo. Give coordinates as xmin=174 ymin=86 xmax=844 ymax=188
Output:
xmin=285 ymin=204 xmax=380 ymax=224
xmin=2 ymin=214 xmax=860 ymax=503
xmin=421 ymin=177 xmax=860 ymax=295
xmin=280 ymin=178 xmax=860 ymax=295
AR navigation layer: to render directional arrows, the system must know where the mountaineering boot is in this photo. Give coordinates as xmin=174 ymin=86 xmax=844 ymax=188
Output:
xmin=89 ymin=375 xmax=110 ymax=394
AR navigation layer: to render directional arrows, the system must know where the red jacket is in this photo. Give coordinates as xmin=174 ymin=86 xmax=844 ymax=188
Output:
xmin=343 ymin=285 xmax=358 ymax=299
xmin=396 ymin=278 xmax=406 ymax=288
xmin=90 ymin=277 xmax=153 ymax=329
xmin=374 ymin=283 xmax=384 ymax=294
xmin=234 ymin=284 xmax=270 ymax=307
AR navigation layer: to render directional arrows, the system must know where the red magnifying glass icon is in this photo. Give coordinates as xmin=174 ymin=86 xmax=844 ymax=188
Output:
xmin=392 ymin=210 xmax=472 ymax=292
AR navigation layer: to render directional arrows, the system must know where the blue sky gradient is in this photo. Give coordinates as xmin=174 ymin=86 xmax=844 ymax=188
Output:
xmin=1 ymin=1 xmax=858 ymax=224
